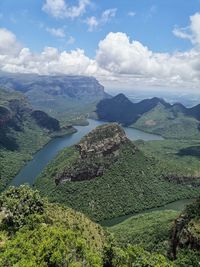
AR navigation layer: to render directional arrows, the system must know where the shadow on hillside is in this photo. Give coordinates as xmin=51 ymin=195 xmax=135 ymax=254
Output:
xmin=177 ymin=146 xmax=200 ymax=157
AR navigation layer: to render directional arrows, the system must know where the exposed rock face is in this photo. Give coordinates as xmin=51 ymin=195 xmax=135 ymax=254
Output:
xmin=0 ymin=88 xmax=62 ymax=150
xmin=0 ymin=72 xmax=108 ymax=100
xmin=56 ymin=124 xmax=135 ymax=184
xmin=169 ymin=198 xmax=200 ymax=259
xmin=76 ymin=123 xmax=128 ymax=159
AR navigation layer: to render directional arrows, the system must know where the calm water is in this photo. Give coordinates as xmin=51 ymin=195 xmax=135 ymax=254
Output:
xmin=10 ymin=120 xmax=193 ymax=226
xmin=11 ymin=119 xmax=163 ymax=186
xmin=100 ymin=198 xmax=195 ymax=227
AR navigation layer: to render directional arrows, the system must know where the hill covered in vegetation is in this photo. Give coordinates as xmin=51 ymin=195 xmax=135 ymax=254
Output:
xmin=109 ymin=199 xmax=200 ymax=266
xmin=0 ymin=88 xmax=75 ymax=190
xmin=35 ymin=123 xmax=199 ymax=222
xmin=96 ymin=94 xmax=200 ymax=139
xmin=0 ymin=185 xmax=174 ymax=267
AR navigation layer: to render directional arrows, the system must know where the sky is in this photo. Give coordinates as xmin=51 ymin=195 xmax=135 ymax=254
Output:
xmin=0 ymin=0 xmax=200 ymax=93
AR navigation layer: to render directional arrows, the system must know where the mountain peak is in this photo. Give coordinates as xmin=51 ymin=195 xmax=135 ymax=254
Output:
xmin=77 ymin=123 xmax=128 ymax=159
xmin=113 ymin=93 xmax=132 ymax=103
xmin=56 ymin=123 xmax=135 ymax=183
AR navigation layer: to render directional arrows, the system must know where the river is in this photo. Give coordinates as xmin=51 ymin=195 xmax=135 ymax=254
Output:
xmin=100 ymin=198 xmax=195 ymax=227
xmin=11 ymin=119 xmax=163 ymax=186
xmin=10 ymin=119 xmax=194 ymax=227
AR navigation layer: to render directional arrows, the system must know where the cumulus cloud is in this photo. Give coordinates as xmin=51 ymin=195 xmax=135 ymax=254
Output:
xmin=1 ymin=25 xmax=200 ymax=91
xmin=46 ymin=27 xmax=65 ymax=37
xmin=42 ymin=0 xmax=90 ymax=19
xmin=96 ymin=32 xmax=200 ymax=89
xmin=173 ymin=12 xmax=200 ymax=45
xmin=86 ymin=8 xmax=117 ymax=31
xmin=0 ymin=28 xmax=22 ymax=55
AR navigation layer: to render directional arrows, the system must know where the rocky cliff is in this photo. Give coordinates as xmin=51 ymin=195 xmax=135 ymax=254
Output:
xmin=0 ymin=88 xmax=63 ymax=150
xmin=169 ymin=198 xmax=200 ymax=259
xmin=56 ymin=123 xmax=136 ymax=183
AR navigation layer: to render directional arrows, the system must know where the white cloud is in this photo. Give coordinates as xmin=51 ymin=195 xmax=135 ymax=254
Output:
xmin=0 ymin=28 xmax=22 ymax=55
xmin=101 ymin=8 xmax=117 ymax=23
xmin=1 ymin=25 xmax=200 ymax=92
xmin=66 ymin=36 xmax=75 ymax=45
xmin=128 ymin=11 xmax=136 ymax=17
xmin=96 ymin=32 xmax=200 ymax=89
xmin=173 ymin=12 xmax=200 ymax=45
xmin=42 ymin=0 xmax=90 ymax=19
xmin=85 ymin=16 xmax=98 ymax=31
xmin=86 ymin=8 xmax=117 ymax=31
xmin=46 ymin=27 xmax=65 ymax=37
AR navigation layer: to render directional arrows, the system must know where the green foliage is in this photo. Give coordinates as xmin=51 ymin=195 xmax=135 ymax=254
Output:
xmin=0 ymin=186 xmax=107 ymax=266
xmin=137 ymin=139 xmax=200 ymax=183
xmin=109 ymin=210 xmax=179 ymax=255
xmin=0 ymin=185 xmax=45 ymax=231
xmin=174 ymin=249 xmax=200 ymax=267
xmin=104 ymin=244 xmax=173 ymax=267
xmin=0 ymin=185 xmax=174 ymax=267
xmin=0 ymin=225 xmax=102 ymax=267
xmin=35 ymin=143 xmax=199 ymax=222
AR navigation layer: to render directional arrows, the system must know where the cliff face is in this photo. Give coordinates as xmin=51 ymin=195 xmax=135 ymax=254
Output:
xmin=0 ymin=89 xmax=62 ymax=150
xmin=0 ymin=72 xmax=108 ymax=105
xmin=169 ymin=198 xmax=200 ymax=259
xmin=56 ymin=124 xmax=136 ymax=183
xmin=76 ymin=123 xmax=128 ymax=158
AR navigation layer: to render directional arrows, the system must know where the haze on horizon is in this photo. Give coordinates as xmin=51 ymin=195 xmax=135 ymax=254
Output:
xmin=0 ymin=0 xmax=200 ymax=94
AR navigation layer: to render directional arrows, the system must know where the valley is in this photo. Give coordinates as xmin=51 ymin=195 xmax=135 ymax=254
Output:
xmin=0 ymin=75 xmax=199 ymax=266
xmin=1 ymin=2 xmax=200 ymax=265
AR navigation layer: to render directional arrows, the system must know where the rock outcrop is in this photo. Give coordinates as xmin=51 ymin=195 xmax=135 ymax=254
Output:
xmin=76 ymin=123 xmax=128 ymax=158
xmin=168 ymin=198 xmax=200 ymax=259
xmin=55 ymin=123 xmax=136 ymax=184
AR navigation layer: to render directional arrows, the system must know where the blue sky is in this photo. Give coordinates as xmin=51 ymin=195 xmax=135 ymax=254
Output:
xmin=0 ymin=0 xmax=199 ymax=55
xmin=0 ymin=0 xmax=200 ymax=92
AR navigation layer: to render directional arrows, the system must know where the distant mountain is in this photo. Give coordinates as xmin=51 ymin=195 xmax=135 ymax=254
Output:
xmin=186 ymin=104 xmax=200 ymax=121
xmin=96 ymin=93 xmax=200 ymax=139
xmin=96 ymin=93 xmax=170 ymax=126
xmin=0 ymin=72 xmax=109 ymax=124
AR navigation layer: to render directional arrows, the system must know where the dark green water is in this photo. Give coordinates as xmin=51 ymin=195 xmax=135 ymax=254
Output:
xmin=101 ymin=198 xmax=195 ymax=227
xmin=11 ymin=119 xmax=163 ymax=186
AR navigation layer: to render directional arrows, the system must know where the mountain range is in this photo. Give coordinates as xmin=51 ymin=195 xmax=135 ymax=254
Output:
xmin=0 ymin=72 xmax=109 ymax=125
xmin=96 ymin=93 xmax=200 ymax=139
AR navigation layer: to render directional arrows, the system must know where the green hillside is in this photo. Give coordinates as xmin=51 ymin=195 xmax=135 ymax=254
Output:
xmin=109 ymin=210 xmax=178 ymax=254
xmin=109 ymin=199 xmax=200 ymax=266
xmin=35 ymin=124 xmax=199 ymax=222
xmin=0 ymin=185 xmax=173 ymax=267
xmin=133 ymin=103 xmax=200 ymax=139
xmin=0 ymin=88 xmax=75 ymax=190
